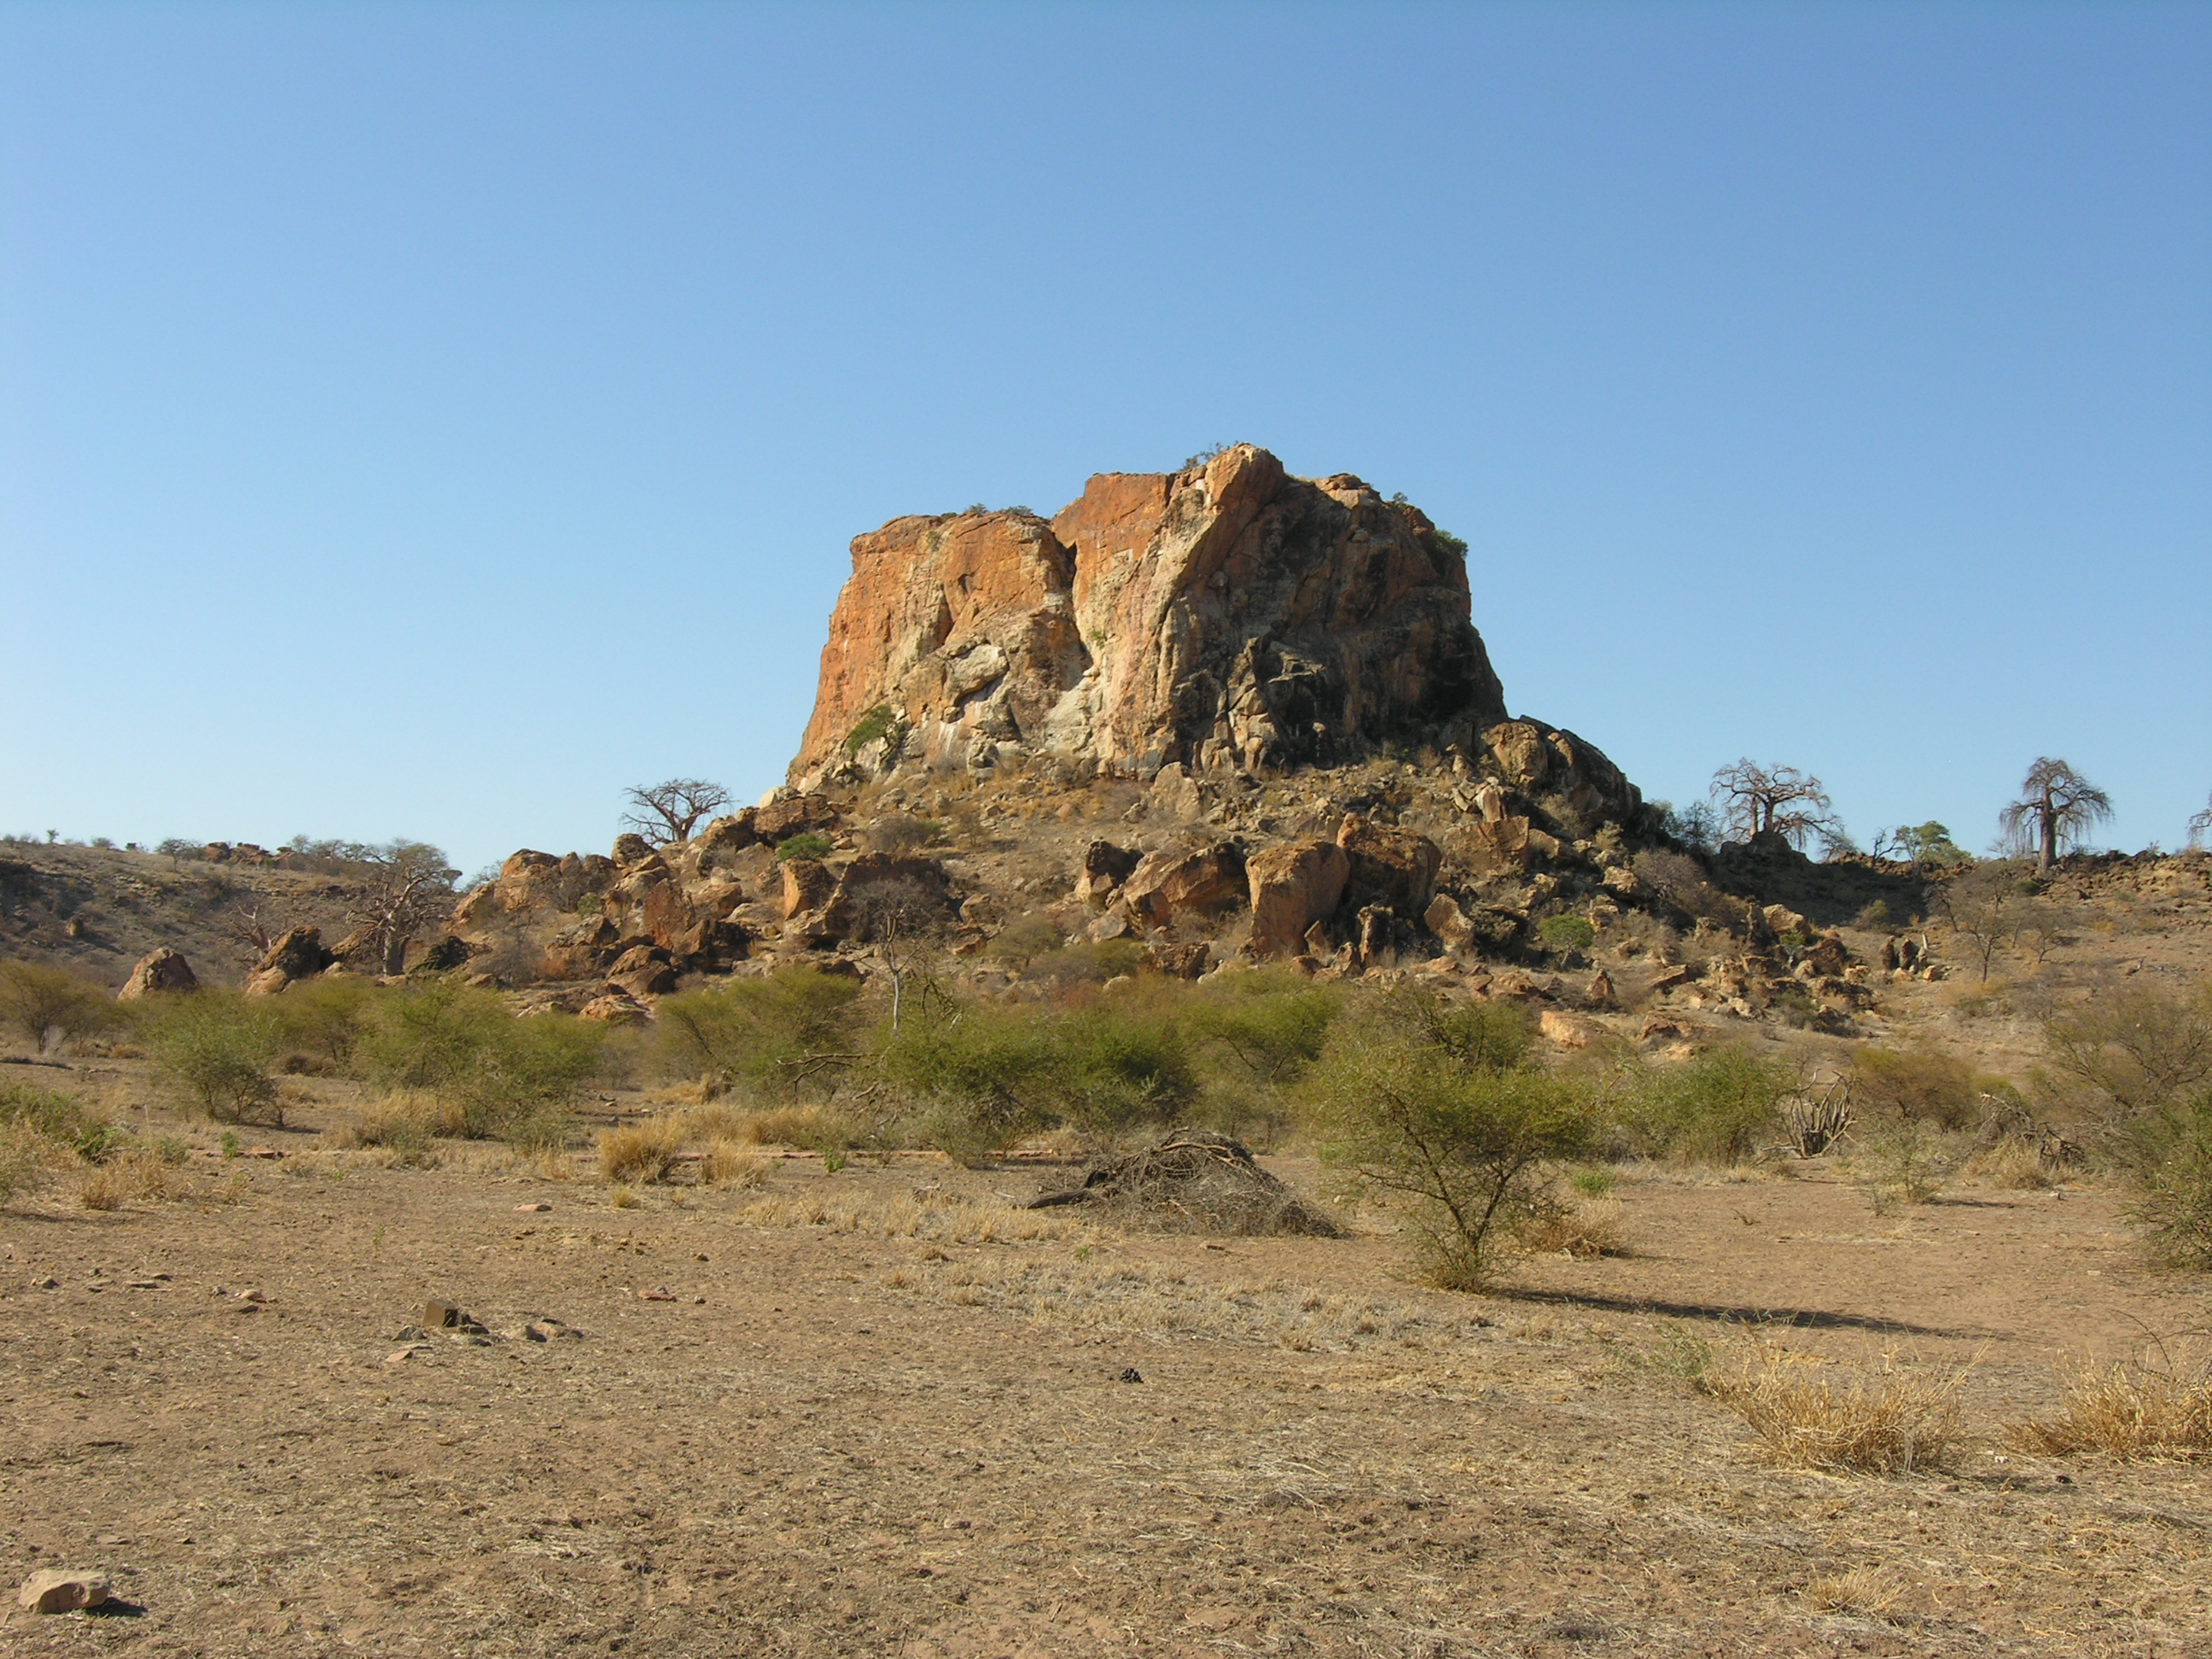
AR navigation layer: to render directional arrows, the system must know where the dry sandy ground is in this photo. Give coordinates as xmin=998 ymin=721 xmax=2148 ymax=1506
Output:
xmin=4 ymin=1141 xmax=2212 ymax=1658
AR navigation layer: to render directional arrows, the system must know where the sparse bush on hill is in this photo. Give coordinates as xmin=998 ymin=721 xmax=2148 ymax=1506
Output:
xmin=1537 ymin=914 xmax=1596 ymax=956
xmin=1307 ymin=988 xmax=1596 ymax=1289
xmin=1018 ymin=939 xmax=1148 ymax=990
xmin=775 ymin=832 xmax=835 ymax=863
xmin=0 ymin=958 xmax=117 ymax=1048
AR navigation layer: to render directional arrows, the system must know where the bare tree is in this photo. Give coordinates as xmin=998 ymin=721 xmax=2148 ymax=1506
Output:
xmin=621 ymin=778 xmax=732 ymax=847
xmin=1935 ymin=862 xmax=2028 ymax=984
xmin=842 ymin=870 xmax=951 ymax=1032
xmin=2188 ymin=792 xmax=2212 ymax=849
xmin=1708 ymin=760 xmax=1836 ymax=850
xmin=1997 ymin=758 xmax=2111 ymax=875
xmin=346 ymin=841 xmax=460 ymax=975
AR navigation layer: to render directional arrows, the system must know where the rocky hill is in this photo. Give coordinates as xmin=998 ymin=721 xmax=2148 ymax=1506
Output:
xmin=0 ymin=841 xmax=364 ymax=988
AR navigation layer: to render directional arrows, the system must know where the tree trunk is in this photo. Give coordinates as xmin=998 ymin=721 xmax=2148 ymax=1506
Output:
xmin=2038 ymin=800 xmax=2058 ymax=875
xmin=382 ymin=934 xmax=409 ymax=975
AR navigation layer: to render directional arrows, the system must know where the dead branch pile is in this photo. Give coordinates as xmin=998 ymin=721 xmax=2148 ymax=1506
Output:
xmin=1027 ymin=1130 xmax=1339 ymax=1237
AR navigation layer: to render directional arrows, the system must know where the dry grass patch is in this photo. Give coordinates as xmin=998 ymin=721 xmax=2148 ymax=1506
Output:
xmin=1703 ymin=1343 xmax=1969 ymax=1474
xmin=2008 ymin=1353 xmax=2212 ymax=1460
xmin=1519 ymin=1195 xmax=1633 ymax=1259
xmin=728 ymin=1189 xmax=1086 ymax=1244
xmin=906 ymin=1254 xmax=1495 ymax=1353
xmin=1963 ymin=1137 xmax=2057 ymax=1190
xmin=598 ymin=1117 xmax=688 ymax=1184
xmin=78 ymin=1149 xmax=178 ymax=1209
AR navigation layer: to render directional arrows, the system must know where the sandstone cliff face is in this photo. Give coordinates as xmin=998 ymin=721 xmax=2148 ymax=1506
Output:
xmin=790 ymin=445 xmax=1508 ymax=786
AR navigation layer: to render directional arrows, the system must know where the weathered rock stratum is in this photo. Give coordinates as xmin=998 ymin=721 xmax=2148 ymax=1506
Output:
xmin=791 ymin=445 xmax=1513 ymax=788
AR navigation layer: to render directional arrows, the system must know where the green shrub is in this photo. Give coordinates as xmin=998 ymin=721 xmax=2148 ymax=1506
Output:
xmin=265 ymin=975 xmax=378 ymax=1071
xmin=356 ymin=981 xmax=602 ymax=1148
xmin=2116 ymin=1089 xmax=2212 ymax=1269
xmin=1049 ymin=999 xmax=1198 ymax=1140
xmin=775 ymin=833 xmax=835 ymax=863
xmin=1307 ymin=988 xmax=1596 ymax=1289
xmin=878 ymin=1001 xmax=1059 ymax=1163
xmin=1190 ymin=969 xmax=1342 ymax=1144
xmin=141 ymin=992 xmax=284 ymax=1125
xmin=1537 ymin=914 xmax=1597 ymax=955
xmin=1628 ymin=1045 xmax=1796 ymax=1164
xmin=1849 ymin=1048 xmax=1980 ymax=1130
xmin=0 ymin=1078 xmax=116 ymax=1161
xmin=844 ymin=703 xmax=897 ymax=755
xmin=655 ymin=967 xmax=864 ymax=1102
xmin=0 ymin=959 xmax=117 ymax=1047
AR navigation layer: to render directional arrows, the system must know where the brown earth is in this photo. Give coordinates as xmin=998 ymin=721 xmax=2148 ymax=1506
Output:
xmin=4 ymin=1071 xmax=2210 ymax=1657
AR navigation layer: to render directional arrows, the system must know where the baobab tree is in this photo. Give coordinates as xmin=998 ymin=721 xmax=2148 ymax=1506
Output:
xmin=1708 ymin=760 xmax=1836 ymax=850
xmin=620 ymin=778 xmax=732 ymax=847
xmin=1998 ymin=759 xmax=2112 ymax=875
xmin=2189 ymin=792 xmax=2212 ymax=849
xmin=346 ymin=840 xmax=461 ymax=974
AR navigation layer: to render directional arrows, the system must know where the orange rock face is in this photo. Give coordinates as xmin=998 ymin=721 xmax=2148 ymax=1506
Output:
xmin=789 ymin=444 xmax=1509 ymax=784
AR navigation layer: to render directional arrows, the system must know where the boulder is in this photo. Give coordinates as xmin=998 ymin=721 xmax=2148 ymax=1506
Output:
xmin=118 ymin=947 xmax=196 ymax=1000
xmin=243 ymin=926 xmax=335 ymax=995
xmin=611 ymin=833 xmax=654 ymax=864
xmin=1336 ymin=815 xmax=1441 ymax=917
xmin=826 ymin=853 xmax=958 ymax=941
xmin=1074 ymin=839 xmax=1142 ymax=906
xmin=695 ymin=811 xmax=760 ymax=860
xmin=17 ymin=1569 xmax=109 ymax=1614
xmin=755 ymin=794 xmax=839 ymax=842
xmin=780 ymin=858 xmax=839 ymax=920
xmin=1146 ymin=939 xmax=1211 ymax=980
xmin=577 ymin=990 xmax=649 ymax=1025
xmin=1119 ymin=841 xmax=1247 ymax=928
xmin=608 ymin=945 xmax=678 ymax=998
xmin=1246 ymin=840 xmax=1349 ymax=959
xmin=1423 ymin=893 xmax=1476 ymax=954
xmin=1461 ymin=814 xmax=1532 ymax=877
xmin=1479 ymin=719 xmax=1641 ymax=828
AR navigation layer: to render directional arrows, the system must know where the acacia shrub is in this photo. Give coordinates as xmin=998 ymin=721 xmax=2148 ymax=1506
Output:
xmin=1306 ymin=988 xmax=1597 ymax=1289
xmin=1626 ymin=1045 xmax=1796 ymax=1164
xmin=655 ymin=967 xmax=865 ymax=1102
xmin=0 ymin=959 xmax=117 ymax=1048
xmin=356 ymin=981 xmax=602 ymax=1148
xmin=140 ymin=992 xmax=284 ymax=1125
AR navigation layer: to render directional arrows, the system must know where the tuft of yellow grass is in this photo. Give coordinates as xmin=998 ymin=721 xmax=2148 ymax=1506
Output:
xmin=2008 ymin=1353 xmax=2212 ymax=1460
xmin=700 ymin=1137 xmax=768 ymax=1189
xmin=1703 ymin=1344 xmax=1969 ymax=1474
xmin=1802 ymin=1564 xmax=1903 ymax=1620
xmin=1519 ymin=1196 xmax=1633 ymax=1259
xmin=79 ymin=1150 xmax=174 ymax=1210
xmin=597 ymin=1117 xmax=688 ymax=1184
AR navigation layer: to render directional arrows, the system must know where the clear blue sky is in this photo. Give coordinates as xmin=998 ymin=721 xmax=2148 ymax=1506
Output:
xmin=3 ymin=2 xmax=2205 ymax=876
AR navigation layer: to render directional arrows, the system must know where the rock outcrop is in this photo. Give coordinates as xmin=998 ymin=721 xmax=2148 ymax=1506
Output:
xmin=792 ymin=445 xmax=1511 ymax=787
